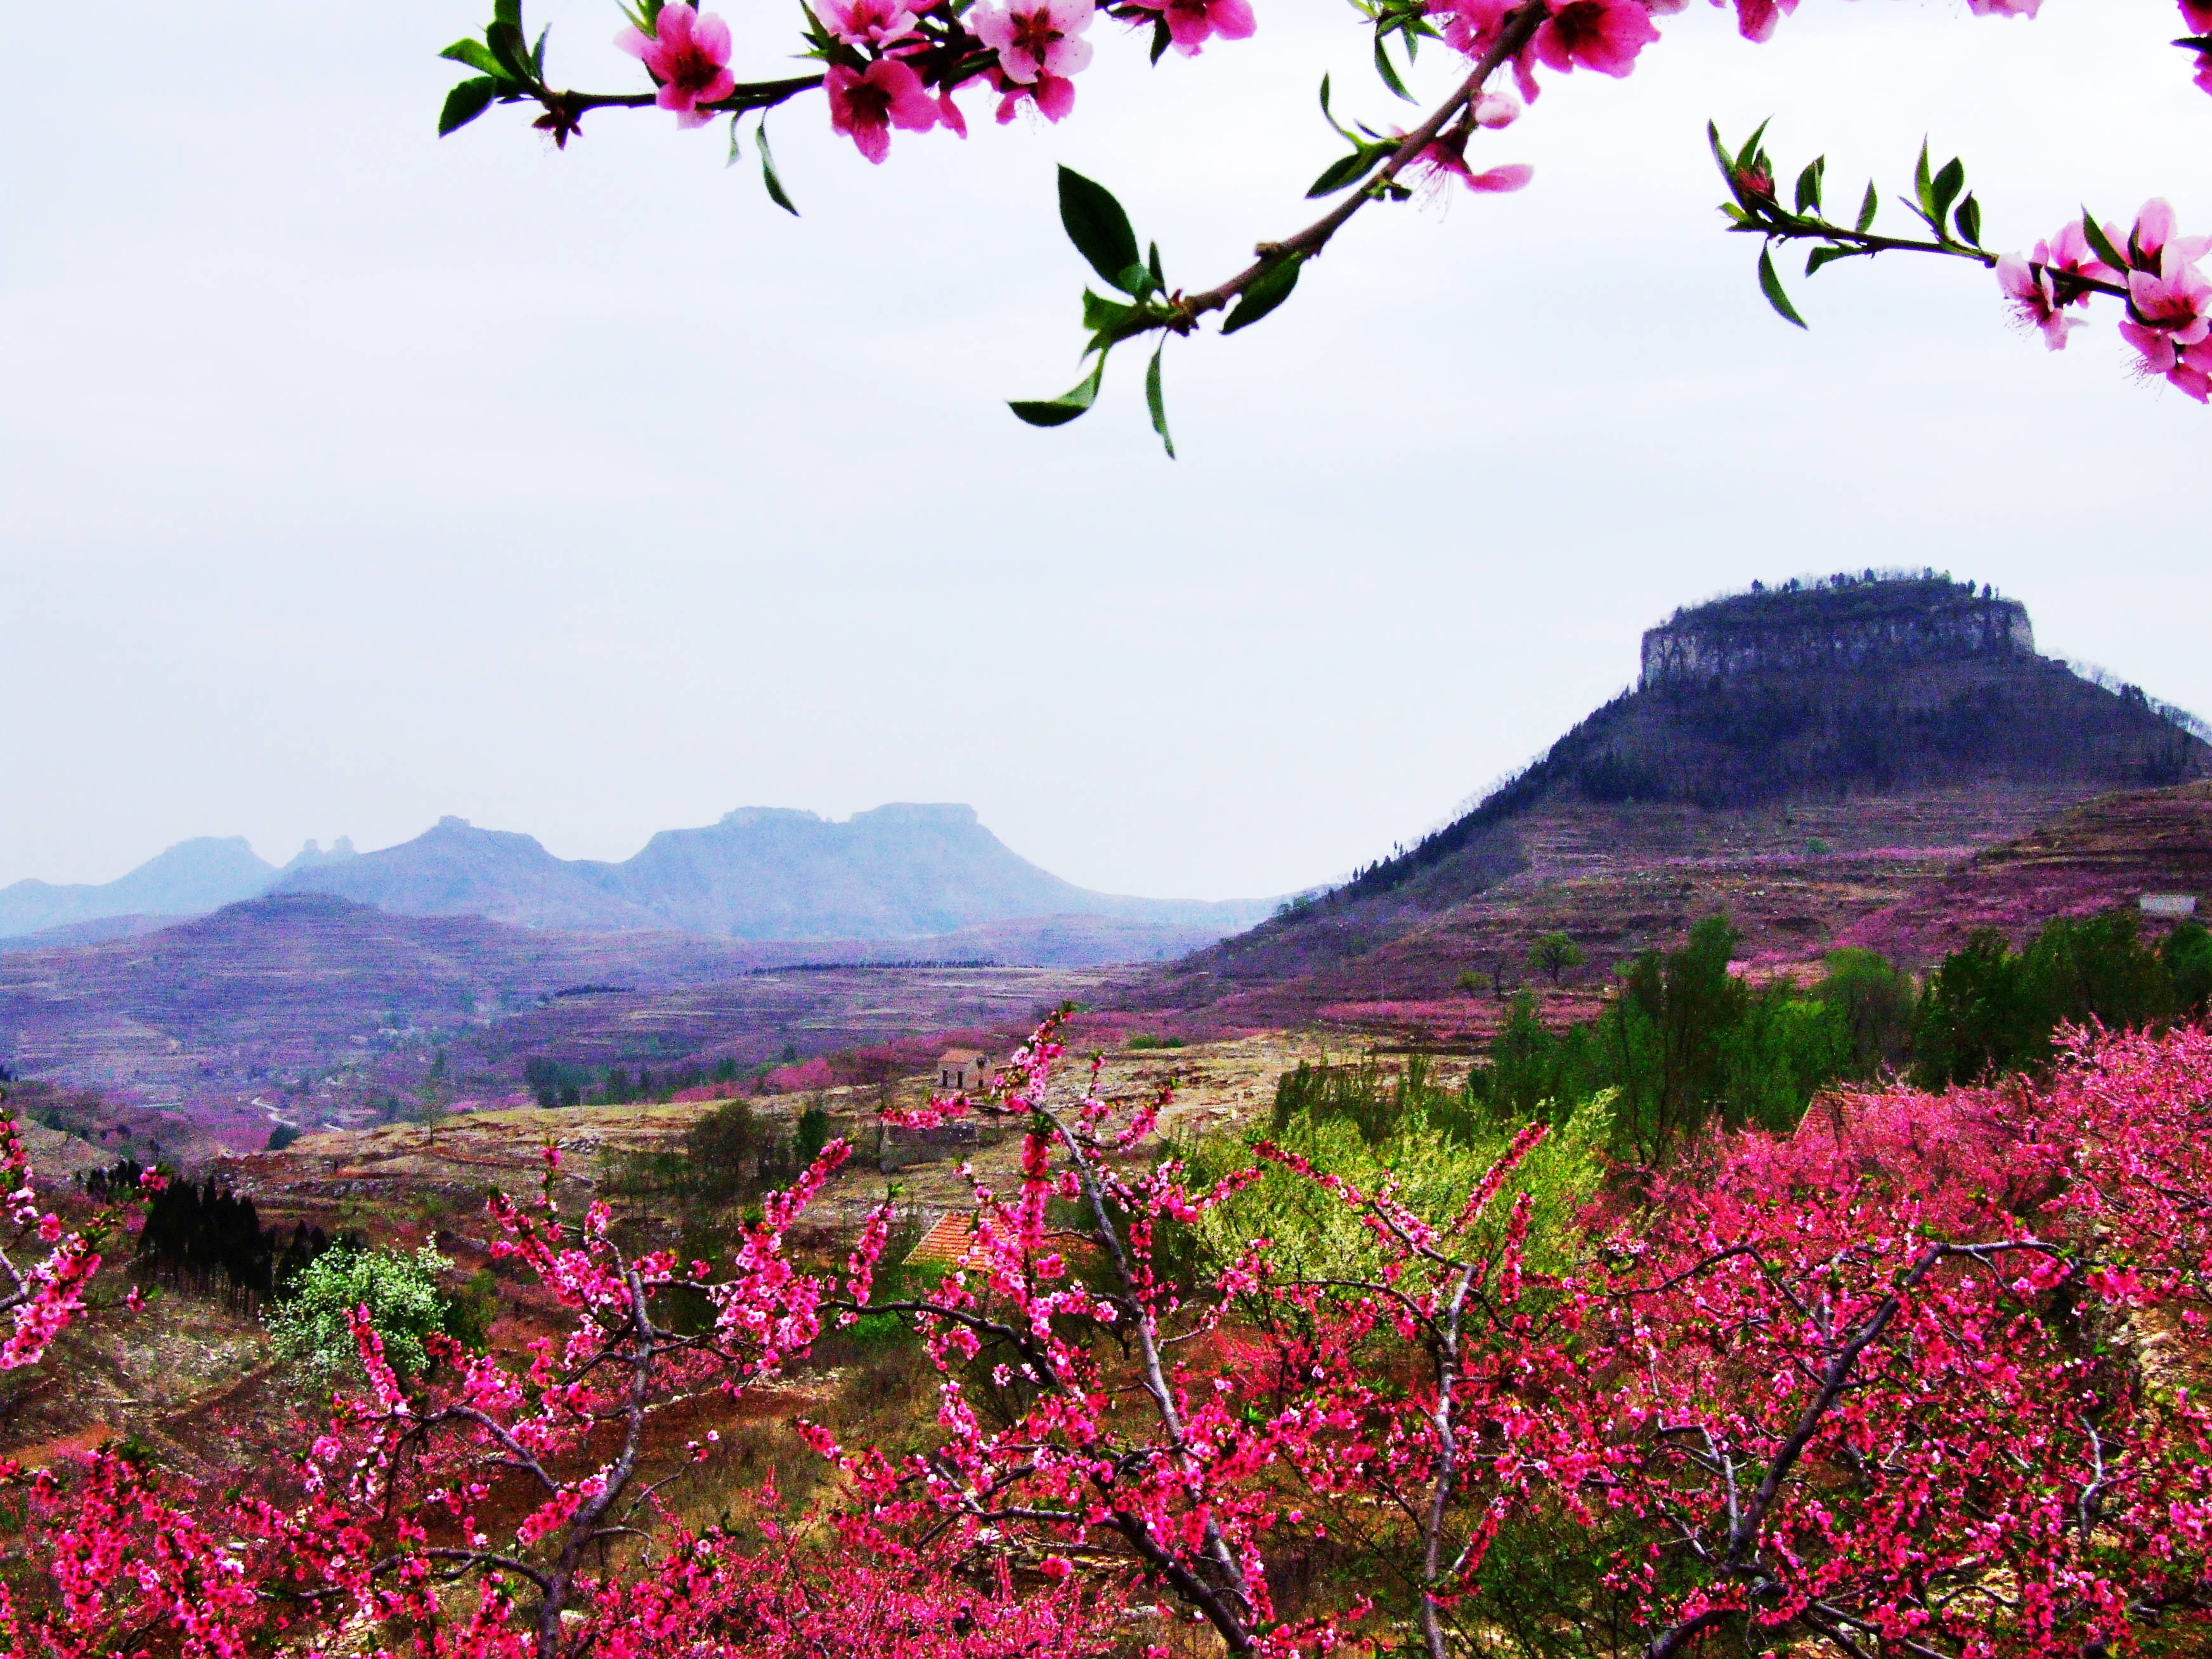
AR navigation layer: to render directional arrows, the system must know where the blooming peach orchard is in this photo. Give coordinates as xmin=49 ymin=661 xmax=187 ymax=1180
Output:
xmin=424 ymin=0 xmax=2212 ymax=448
xmin=7 ymin=1016 xmax=2212 ymax=1656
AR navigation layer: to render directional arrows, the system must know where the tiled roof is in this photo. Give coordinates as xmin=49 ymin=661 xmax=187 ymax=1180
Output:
xmin=904 ymin=1212 xmax=986 ymax=1268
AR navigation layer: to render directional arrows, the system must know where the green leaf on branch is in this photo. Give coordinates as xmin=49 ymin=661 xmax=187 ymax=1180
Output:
xmin=1929 ymin=157 xmax=1965 ymax=226
xmin=1758 ymin=246 xmax=1807 ymax=329
xmin=1372 ymin=32 xmax=1414 ymax=102
xmin=1308 ymin=145 xmax=1389 ymax=198
xmin=757 ymin=119 xmax=798 ymax=214
xmin=1856 ymin=180 xmax=1878 ymax=232
xmin=495 ymin=0 xmax=523 ymax=28
xmin=1058 ymin=167 xmax=1142 ymax=294
xmin=2081 ymin=211 xmax=2128 ymax=275
xmin=439 ymin=39 xmax=506 ymax=74
xmin=1794 ymin=156 xmax=1825 ymax=216
xmin=532 ymin=25 xmax=549 ymax=78
xmin=1146 ymin=339 xmax=1174 ymax=460
xmin=1221 ymin=252 xmax=1304 ymax=334
xmin=1953 ymin=192 xmax=1982 ymax=247
xmin=1738 ymin=119 xmax=1771 ymax=170
xmin=486 ymin=20 xmax=535 ymax=82
xmin=1913 ymin=140 xmax=1933 ymax=213
xmin=438 ymin=77 xmax=503 ymax=136
xmin=1805 ymin=245 xmax=1859 ymax=276
xmin=1148 ymin=242 xmax=1165 ymax=294
xmin=1010 ymin=356 xmax=1107 ymax=428
xmin=1148 ymin=16 xmax=1173 ymax=63
xmin=1319 ymin=74 xmax=1354 ymax=141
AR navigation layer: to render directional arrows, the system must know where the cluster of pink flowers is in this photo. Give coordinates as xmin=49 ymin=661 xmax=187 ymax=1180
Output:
xmin=613 ymin=2 xmax=736 ymax=128
xmin=0 ymin=1108 xmax=157 ymax=1372
xmin=2000 ymin=199 xmax=2212 ymax=401
xmin=16 ymin=1018 xmax=2212 ymax=1653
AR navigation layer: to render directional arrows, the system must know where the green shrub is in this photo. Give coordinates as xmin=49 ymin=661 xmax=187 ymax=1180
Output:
xmin=1185 ymin=1083 xmax=1610 ymax=1289
xmin=264 ymin=1242 xmax=472 ymax=1388
xmin=266 ymin=1124 xmax=300 ymax=1151
xmin=1127 ymin=1033 xmax=1185 ymax=1051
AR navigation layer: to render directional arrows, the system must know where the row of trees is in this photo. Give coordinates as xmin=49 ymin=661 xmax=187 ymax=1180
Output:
xmin=524 ymin=1053 xmax=751 ymax=1109
xmin=131 ymin=1166 xmax=353 ymax=1315
xmin=1452 ymin=909 xmax=2212 ymax=1162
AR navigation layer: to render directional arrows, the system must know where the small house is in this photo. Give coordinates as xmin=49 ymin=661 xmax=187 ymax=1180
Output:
xmin=936 ymin=1049 xmax=991 ymax=1092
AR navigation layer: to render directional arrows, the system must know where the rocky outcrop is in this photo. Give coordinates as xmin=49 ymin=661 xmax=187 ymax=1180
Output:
xmin=1641 ymin=577 xmax=2034 ymax=688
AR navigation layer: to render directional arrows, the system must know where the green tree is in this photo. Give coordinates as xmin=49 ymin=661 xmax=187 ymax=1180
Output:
xmin=2164 ymin=920 xmax=2212 ymax=1019
xmin=1812 ymin=947 xmax=1916 ymax=1076
xmin=1527 ymin=932 xmax=1586 ymax=986
xmin=264 ymin=1242 xmax=471 ymax=1387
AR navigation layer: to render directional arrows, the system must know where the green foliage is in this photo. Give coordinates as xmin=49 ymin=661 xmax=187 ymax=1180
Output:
xmin=604 ymin=1096 xmax=821 ymax=1216
xmin=266 ymin=1124 xmax=300 ymax=1151
xmin=1911 ymin=911 xmax=2193 ymax=1086
xmin=1464 ymin=920 xmax=1887 ymax=1164
xmin=264 ymin=1242 xmax=471 ymax=1387
xmin=1528 ymin=932 xmax=1586 ymax=986
xmin=1812 ymin=947 xmax=1916 ymax=1075
xmin=795 ymin=1100 xmax=834 ymax=1168
xmin=1127 ymin=1033 xmax=1185 ymax=1051
xmin=1187 ymin=1071 xmax=1609 ymax=1289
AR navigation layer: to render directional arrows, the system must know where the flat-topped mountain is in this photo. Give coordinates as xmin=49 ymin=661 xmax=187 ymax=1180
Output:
xmin=1639 ymin=575 xmax=2034 ymax=684
xmin=1358 ymin=573 xmax=2206 ymax=905
xmin=1142 ymin=572 xmax=2212 ymax=1020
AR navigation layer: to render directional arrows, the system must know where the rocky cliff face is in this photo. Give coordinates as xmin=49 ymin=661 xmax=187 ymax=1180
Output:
xmin=1641 ymin=577 xmax=2034 ymax=687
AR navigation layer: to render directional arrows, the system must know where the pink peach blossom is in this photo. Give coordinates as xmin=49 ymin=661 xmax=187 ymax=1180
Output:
xmin=825 ymin=58 xmax=942 ymax=162
xmin=1129 ymin=0 xmax=1255 ymax=57
xmin=1965 ymin=0 xmax=2040 ymax=15
xmin=2182 ymin=0 xmax=2212 ymax=30
xmin=816 ymin=0 xmax=920 ymax=48
xmin=2119 ymin=244 xmax=2212 ymax=398
xmin=993 ymin=68 xmax=1078 ymax=122
xmin=2126 ymin=198 xmax=2212 ymax=271
xmin=1532 ymin=0 xmax=1661 ymax=78
xmin=1725 ymin=0 xmax=1798 ymax=44
xmin=1431 ymin=0 xmax=1515 ymax=57
xmin=970 ymin=0 xmax=1095 ymax=84
xmin=613 ymin=3 xmax=737 ymax=129
xmin=1995 ymin=254 xmax=2083 ymax=351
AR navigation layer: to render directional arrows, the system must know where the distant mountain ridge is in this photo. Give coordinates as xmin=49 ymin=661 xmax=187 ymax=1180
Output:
xmin=2 ymin=808 xmax=1272 ymax=944
xmin=0 ymin=836 xmax=355 ymax=939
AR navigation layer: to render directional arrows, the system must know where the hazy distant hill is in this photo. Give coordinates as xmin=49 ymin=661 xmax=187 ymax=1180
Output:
xmin=595 ymin=804 xmax=1266 ymax=939
xmin=270 ymin=818 xmax=665 ymax=932
xmin=0 ymin=836 xmax=275 ymax=938
xmin=0 ymin=835 xmax=355 ymax=940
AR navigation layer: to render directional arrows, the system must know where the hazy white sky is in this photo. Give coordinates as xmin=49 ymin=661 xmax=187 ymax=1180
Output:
xmin=3 ymin=1 xmax=2207 ymax=901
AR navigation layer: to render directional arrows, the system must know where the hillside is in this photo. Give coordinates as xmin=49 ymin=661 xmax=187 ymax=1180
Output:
xmin=1138 ymin=574 xmax=2212 ymax=1029
xmin=0 ymin=894 xmax=1135 ymax=1150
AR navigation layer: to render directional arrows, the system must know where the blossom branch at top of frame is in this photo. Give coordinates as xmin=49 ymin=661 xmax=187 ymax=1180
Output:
xmin=434 ymin=1 xmax=2212 ymax=450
